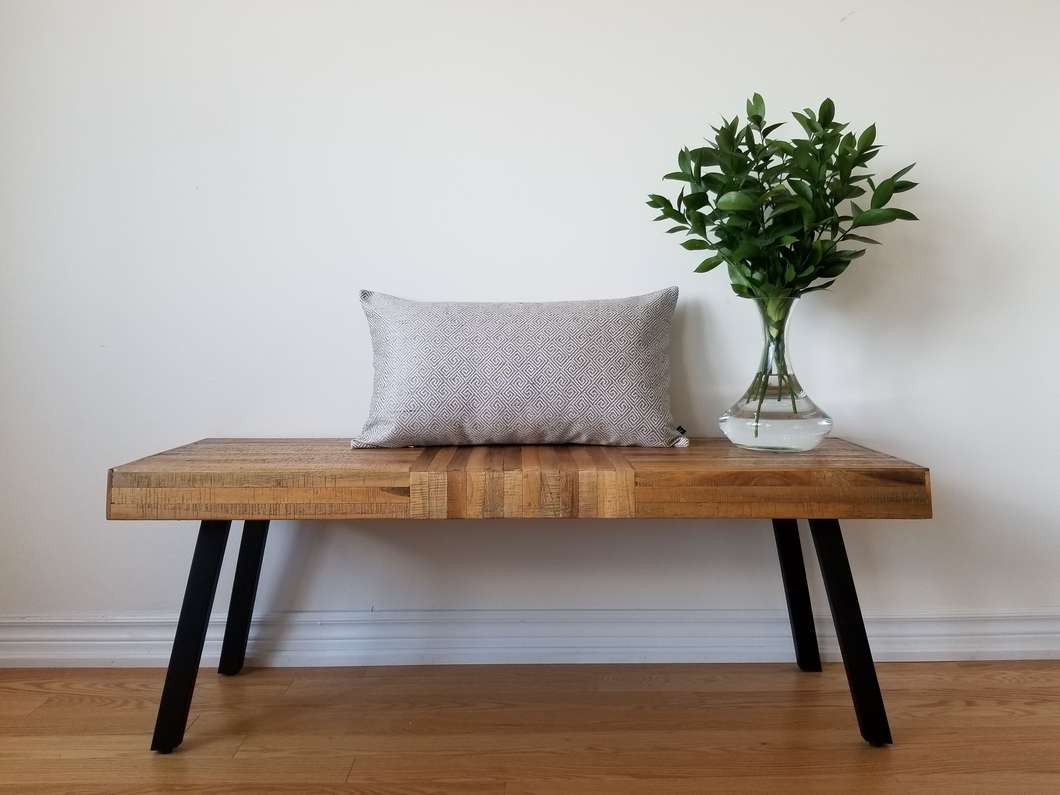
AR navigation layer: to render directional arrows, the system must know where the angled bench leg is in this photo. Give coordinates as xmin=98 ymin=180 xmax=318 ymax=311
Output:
xmin=808 ymin=518 xmax=892 ymax=746
xmin=772 ymin=519 xmax=822 ymax=672
xmin=152 ymin=520 xmax=231 ymax=753
xmin=218 ymin=520 xmax=270 ymax=675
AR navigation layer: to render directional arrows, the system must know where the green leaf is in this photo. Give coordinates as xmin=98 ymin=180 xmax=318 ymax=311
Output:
xmin=855 ymin=149 xmax=880 ymax=166
xmin=686 ymin=210 xmax=708 ymax=237
xmin=788 ymin=180 xmax=813 ymax=202
xmin=695 ymin=255 xmax=724 ymax=273
xmin=701 ymin=173 xmax=728 ymax=192
xmin=891 ymin=208 xmax=919 ymax=221
xmin=726 ymin=262 xmax=759 ymax=297
xmin=819 ymin=261 xmax=850 ymax=277
xmin=727 ymin=260 xmax=749 ymax=283
xmin=730 ymin=282 xmax=754 ymax=298
xmin=829 ymin=249 xmax=866 ymax=261
xmin=871 ymin=178 xmax=895 ymax=209
xmin=663 ymin=171 xmax=694 ymax=183
xmin=893 ymin=180 xmax=918 ymax=193
xmin=850 ymin=207 xmax=901 ymax=227
xmin=681 ymin=239 xmax=713 ymax=250
xmin=759 ymin=222 xmax=802 ymax=244
xmin=892 ymin=163 xmax=916 ymax=181
xmin=784 ymin=263 xmax=796 ymax=282
xmin=770 ymin=201 xmax=801 ymax=216
xmin=791 ymin=111 xmax=816 ymax=137
xmin=809 ymin=240 xmax=825 ymax=268
xmin=843 ymin=233 xmax=881 ymax=245
xmin=818 ymin=98 xmax=835 ymax=126
xmin=857 ymin=124 xmax=876 ymax=151
xmin=730 ymin=241 xmax=762 ymax=261
xmin=780 ymin=235 xmax=799 ymax=245
xmin=800 ymin=279 xmax=836 ymax=294
xmin=682 ymin=192 xmax=711 ymax=211
xmin=665 ymin=225 xmax=688 ymax=234
xmin=678 ymin=148 xmax=691 ymax=175
xmin=762 ymin=122 xmax=784 ymax=136
xmin=716 ymin=191 xmax=755 ymax=211
xmin=794 ymin=197 xmax=816 ymax=230
xmin=772 ymin=140 xmax=795 ymax=156
xmin=690 ymin=147 xmax=721 ymax=168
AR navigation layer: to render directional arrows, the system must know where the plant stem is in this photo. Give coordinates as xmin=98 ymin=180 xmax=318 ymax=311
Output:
xmin=749 ymin=299 xmax=800 ymax=436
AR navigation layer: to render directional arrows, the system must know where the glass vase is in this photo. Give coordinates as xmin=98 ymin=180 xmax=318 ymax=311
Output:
xmin=718 ymin=296 xmax=833 ymax=452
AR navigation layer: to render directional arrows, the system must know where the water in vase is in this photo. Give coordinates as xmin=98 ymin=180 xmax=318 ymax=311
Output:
xmin=718 ymin=297 xmax=832 ymax=452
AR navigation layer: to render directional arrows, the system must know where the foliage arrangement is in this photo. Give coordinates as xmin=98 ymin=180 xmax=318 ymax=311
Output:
xmin=647 ymin=94 xmax=918 ymax=311
xmin=647 ymin=95 xmax=919 ymax=439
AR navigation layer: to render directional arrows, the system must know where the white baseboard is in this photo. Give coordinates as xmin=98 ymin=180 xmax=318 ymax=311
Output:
xmin=1 ymin=608 xmax=1058 ymax=667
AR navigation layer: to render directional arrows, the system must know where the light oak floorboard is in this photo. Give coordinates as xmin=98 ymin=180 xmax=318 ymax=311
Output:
xmin=0 ymin=662 xmax=1057 ymax=794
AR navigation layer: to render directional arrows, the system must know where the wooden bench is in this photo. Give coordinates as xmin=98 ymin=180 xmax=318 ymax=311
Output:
xmin=107 ymin=437 xmax=931 ymax=753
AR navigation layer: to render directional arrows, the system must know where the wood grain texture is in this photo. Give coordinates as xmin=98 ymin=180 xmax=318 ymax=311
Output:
xmin=0 ymin=662 xmax=1057 ymax=794
xmin=107 ymin=438 xmax=930 ymax=521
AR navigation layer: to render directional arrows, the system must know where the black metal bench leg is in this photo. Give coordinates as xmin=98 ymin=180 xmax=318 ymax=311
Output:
xmin=772 ymin=519 xmax=822 ymax=672
xmin=808 ymin=518 xmax=893 ymax=746
xmin=218 ymin=520 xmax=270 ymax=676
xmin=151 ymin=520 xmax=231 ymax=754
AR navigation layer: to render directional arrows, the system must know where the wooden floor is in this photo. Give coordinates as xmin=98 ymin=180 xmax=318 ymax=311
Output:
xmin=1 ymin=662 xmax=1058 ymax=794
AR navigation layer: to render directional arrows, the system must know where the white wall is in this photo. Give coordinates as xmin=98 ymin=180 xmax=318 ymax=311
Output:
xmin=2 ymin=0 xmax=1059 ymax=664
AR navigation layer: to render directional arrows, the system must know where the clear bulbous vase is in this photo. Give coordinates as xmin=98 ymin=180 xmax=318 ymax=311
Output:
xmin=719 ymin=296 xmax=833 ymax=452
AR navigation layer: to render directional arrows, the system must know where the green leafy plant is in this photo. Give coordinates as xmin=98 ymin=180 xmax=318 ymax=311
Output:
xmin=647 ymin=95 xmax=919 ymax=438
xmin=647 ymin=94 xmax=917 ymax=300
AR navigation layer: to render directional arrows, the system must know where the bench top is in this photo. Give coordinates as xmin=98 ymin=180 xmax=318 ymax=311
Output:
xmin=107 ymin=437 xmax=930 ymax=521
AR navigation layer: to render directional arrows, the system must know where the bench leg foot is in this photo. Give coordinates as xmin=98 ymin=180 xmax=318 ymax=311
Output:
xmin=808 ymin=518 xmax=893 ymax=746
xmin=218 ymin=520 xmax=270 ymax=676
xmin=151 ymin=520 xmax=231 ymax=753
xmin=772 ymin=519 xmax=822 ymax=672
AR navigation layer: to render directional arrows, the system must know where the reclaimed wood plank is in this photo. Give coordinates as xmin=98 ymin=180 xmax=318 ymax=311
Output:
xmin=464 ymin=446 xmax=490 ymax=519
xmin=485 ymin=447 xmax=505 ymax=519
xmin=427 ymin=447 xmax=458 ymax=520
xmin=601 ymin=446 xmax=636 ymax=518
xmin=536 ymin=447 xmax=564 ymax=519
xmin=521 ymin=446 xmax=542 ymax=518
xmin=445 ymin=446 xmax=474 ymax=520
xmin=407 ymin=447 xmax=437 ymax=520
xmin=502 ymin=446 xmax=524 ymax=518
xmin=552 ymin=447 xmax=580 ymax=518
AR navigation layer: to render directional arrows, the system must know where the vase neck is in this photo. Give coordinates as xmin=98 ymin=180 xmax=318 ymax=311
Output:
xmin=754 ymin=297 xmax=797 ymax=375
xmin=755 ymin=296 xmax=796 ymax=341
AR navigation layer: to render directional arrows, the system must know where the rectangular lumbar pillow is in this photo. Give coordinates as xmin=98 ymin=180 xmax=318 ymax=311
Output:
xmin=352 ymin=286 xmax=689 ymax=448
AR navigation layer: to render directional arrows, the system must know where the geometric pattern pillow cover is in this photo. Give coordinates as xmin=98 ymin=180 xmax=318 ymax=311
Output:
xmin=352 ymin=287 xmax=689 ymax=448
